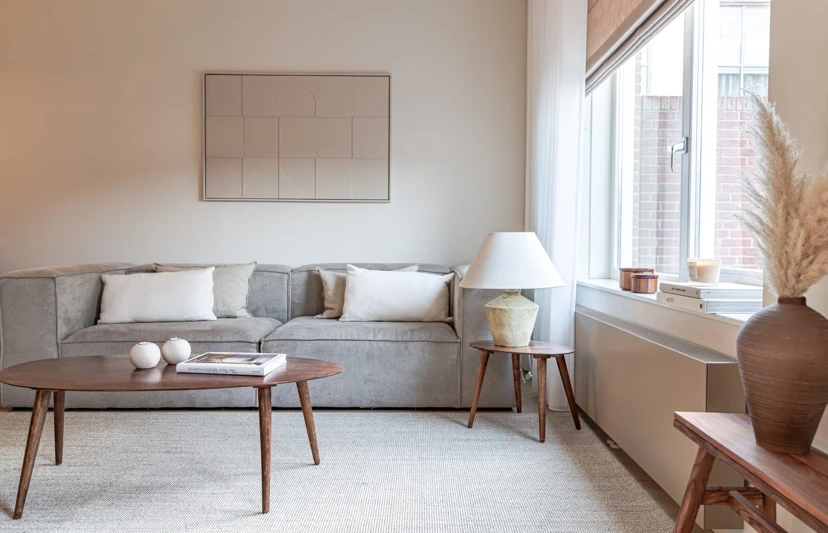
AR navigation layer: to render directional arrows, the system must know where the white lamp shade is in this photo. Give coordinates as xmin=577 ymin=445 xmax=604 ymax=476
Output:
xmin=459 ymin=232 xmax=564 ymax=289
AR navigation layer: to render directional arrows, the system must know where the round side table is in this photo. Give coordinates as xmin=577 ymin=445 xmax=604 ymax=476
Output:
xmin=468 ymin=340 xmax=580 ymax=442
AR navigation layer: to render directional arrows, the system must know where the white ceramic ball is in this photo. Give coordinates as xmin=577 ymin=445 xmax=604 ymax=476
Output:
xmin=129 ymin=342 xmax=161 ymax=369
xmin=161 ymin=337 xmax=191 ymax=364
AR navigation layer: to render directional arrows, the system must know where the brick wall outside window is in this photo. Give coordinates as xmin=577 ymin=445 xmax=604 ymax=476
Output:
xmin=629 ymin=80 xmax=760 ymax=273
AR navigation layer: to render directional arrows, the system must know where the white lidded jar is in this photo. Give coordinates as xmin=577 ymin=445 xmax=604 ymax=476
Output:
xmin=161 ymin=338 xmax=192 ymax=364
xmin=129 ymin=342 xmax=161 ymax=369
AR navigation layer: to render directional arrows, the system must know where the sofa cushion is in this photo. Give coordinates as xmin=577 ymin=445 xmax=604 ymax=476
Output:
xmin=61 ymin=318 xmax=281 ymax=356
xmin=263 ymin=316 xmax=458 ymax=343
xmin=262 ymin=317 xmax=460 ymax=408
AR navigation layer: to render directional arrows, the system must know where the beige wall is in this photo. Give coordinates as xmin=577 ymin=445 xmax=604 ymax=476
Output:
xmin=766 ymin=1 xmax=827 ymax=531
xmin=0 ymin=0 xmax=527 ymax=273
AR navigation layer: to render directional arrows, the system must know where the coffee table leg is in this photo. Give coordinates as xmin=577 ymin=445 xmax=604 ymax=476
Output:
xmin=511 ymin=353 xmax=522 ymax=413
xmin=536 ymin=356 xmax=547 ymax=442
xmin=296 ymin=381 xmax=320 ymax=465
xmin=555 ymin=355 xmax=581 ymax=430
xmin=467 ymin=350 xmax=490 ymax=428
xmin=54 ymin=391 xmax=65 ymax=465
xmin=14 ymin=389 xmax=52 ymax=519
xmin=257 ymin=387 xmax=272 ymax=514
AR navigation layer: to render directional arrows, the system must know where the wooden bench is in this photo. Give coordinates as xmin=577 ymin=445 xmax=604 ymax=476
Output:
xmin=673 ymin=412 xmax=828 ymax=533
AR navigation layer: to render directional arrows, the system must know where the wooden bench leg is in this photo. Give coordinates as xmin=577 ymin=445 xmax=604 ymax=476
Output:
xmin=728 ymin=490 xmax=785 ymax=533
xmin=673 ymin=446 xmax=715 ymax=533
xmin=761 ymin=493 xmax=776 ymax=523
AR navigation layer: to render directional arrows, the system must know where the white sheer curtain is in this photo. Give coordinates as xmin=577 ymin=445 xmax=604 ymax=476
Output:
xmin=525 ymin=0 xmax=587 ymax=410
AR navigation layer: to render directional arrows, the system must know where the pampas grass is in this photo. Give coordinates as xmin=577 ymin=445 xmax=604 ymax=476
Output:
xmin=739 ymin=93 xmax=828 ymax=297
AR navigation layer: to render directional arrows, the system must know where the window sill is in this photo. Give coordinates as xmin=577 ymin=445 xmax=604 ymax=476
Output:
xmin=577 ymin=279 xmax=754 ymax=327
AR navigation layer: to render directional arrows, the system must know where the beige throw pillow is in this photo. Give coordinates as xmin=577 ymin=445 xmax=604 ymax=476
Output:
xmin=340 ymin=265 xmax=454 ymax=322
xmin=155 ymin=262 xmax=257 ymax=318
xmin=316 ymin=265 xmax=418 ymax=319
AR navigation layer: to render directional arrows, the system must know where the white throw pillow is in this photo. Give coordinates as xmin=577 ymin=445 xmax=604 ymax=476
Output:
xmin=315 ymin=265 xmax=419 ymax=319
xmin=155 ymin=262 xmax=256 ymax=318
xmin=340 ymin=265 xmax=454 ymax=322
xmin=99 ymin=268 xmax=217 ymax=324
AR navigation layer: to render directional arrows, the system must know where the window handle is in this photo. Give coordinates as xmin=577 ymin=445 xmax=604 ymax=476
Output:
xmin=670 ymin=137 xmax=689 ymax=173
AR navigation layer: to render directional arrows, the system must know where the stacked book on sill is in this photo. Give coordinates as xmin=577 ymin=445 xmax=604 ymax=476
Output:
xmin=657 ymin=282 xmax=763 ymax=315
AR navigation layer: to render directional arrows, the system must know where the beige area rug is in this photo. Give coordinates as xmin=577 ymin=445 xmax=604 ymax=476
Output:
xmin=0 ymin=410 xmax=674 ymax=532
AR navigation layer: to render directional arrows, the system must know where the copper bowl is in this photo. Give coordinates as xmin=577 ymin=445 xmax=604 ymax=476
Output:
xmin=619 ymin=268 xmax=654 ymax=291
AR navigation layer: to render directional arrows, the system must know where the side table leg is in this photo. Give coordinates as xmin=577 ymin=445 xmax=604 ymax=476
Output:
xmin=257 ymin=387 xmax=272 ymax=514
xmin=297 ymin=381 xmax=320 ymax=465
xmin=14 ymin=389 xmax=52 ymax=519
xmin=467 ymin=350 xmax=490 ymax=428
xmin=555 ymin=356 xmax=581 ymax=430
xmin=511 ymin=353 xmax=522 ymax=413
xmin=673 ymin=446 xmax=715 ymax=533
xmin=54 ymin=391 xmax=65 ymax=465
xmin=536 ymin=356 xmax=547 ymax=442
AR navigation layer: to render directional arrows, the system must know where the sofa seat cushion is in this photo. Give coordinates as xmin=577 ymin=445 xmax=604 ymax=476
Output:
xmin=262 ymin=316 xmax=459 ymax=343
xmin=262 ymin=317 xmax=460 ymax=408
xmin=61 ymin=318 xmax=281 ymax=357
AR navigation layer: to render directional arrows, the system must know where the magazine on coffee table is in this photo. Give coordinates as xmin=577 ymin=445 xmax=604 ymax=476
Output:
xmin=176 ymin=352 xmax=287 ymax=376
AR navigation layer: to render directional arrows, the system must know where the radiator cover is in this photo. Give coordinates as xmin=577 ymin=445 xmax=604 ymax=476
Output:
xmin=575 ymin=306 xmax=745 ymax=530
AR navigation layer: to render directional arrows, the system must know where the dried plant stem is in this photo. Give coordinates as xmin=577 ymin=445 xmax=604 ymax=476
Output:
xmin=738 ymin=94 xmax=828 ymax=297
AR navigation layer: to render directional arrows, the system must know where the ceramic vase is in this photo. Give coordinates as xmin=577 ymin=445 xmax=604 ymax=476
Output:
xmin=129 ymin=342 xmax=161 ymax=369
xmin=484 ymin=290 xmax=539 ymax=347
xmin=161 ymin=338 xmax=191 ymax=364
xmin=736 ymin=296 xmax=828 ymax=453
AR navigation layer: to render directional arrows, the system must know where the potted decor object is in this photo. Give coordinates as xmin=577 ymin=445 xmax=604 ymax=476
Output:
xmin=736 ymin=94 xmax=828 ymax=453
xmin=129 ymin=342 xmax=161 ymax=370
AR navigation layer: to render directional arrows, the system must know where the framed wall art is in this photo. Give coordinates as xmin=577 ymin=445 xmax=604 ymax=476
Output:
xmin=203 ymin=73 xmax=390 ymax=202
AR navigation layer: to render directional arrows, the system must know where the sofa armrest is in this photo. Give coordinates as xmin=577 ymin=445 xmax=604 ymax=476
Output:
xmin=0 ymin=263 xmax=132 ymax=370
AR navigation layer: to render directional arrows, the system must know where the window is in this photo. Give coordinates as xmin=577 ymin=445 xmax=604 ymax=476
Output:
xmin=717 ymin=2 xmax=770 ymax=97
xmin=587 ymin=0 xmax=770 ymax=282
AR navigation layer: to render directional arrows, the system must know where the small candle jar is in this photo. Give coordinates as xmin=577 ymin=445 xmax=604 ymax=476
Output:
xmin=688 ymin=259 xmax=722 ymax=285
xmin=631 ymin=273 xmax=658 ymax=294
xmin=619 ymin=268 xmax=654 ymax=291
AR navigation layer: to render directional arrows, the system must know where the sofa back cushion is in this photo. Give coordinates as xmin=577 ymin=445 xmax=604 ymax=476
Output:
xmin=127 ymin=264 xmax=291 ymax=323
xmin=290 ymin=263 xmax=453 ymax=320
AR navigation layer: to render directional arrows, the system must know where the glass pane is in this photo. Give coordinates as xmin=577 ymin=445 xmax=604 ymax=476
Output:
xmin=618 ymin=14 xmax=686 ymax=275
xmin=702 ymin=2 xmax=771 ymax=271
xmin=743 ymin=7 xmax=771 ymax=66
xmin=744 ymin=73 xmax=768 ymax=97
xmin=718 ymin=7 xmax=742 ymax=66
xmin=718 ymin=73 xmax=741 ymax=97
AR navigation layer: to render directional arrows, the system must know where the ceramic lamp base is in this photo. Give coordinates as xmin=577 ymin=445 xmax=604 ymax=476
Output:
xmin=484 ymin=290 xmax=539 ymax=347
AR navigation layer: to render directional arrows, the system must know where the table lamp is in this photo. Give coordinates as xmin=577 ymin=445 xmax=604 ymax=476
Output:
xmin=459 ymin=232 xmax=564 ymax=347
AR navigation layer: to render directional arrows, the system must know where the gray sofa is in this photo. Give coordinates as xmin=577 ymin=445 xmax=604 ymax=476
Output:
xmin=0 ymin=263 xmax=514 ymax=410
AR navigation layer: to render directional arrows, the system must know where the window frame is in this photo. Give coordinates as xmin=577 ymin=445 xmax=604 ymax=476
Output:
xmin=592 ymin=0 xmax=768 ymax=285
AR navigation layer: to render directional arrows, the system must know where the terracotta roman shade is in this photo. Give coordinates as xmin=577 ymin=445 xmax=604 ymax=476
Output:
xmin=586 ymin=0 xmax=694 ymax=94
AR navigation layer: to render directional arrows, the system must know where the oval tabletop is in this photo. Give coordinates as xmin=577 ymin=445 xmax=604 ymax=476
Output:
xmin=0 ymin=355 xmax=342 ymax=392
xmin=470 ymin=340 xmax=574 ymax=356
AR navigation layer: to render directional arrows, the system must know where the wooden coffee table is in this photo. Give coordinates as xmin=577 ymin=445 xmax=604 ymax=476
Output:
xmin=0 ymin=355 xmax=342 ymax=519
